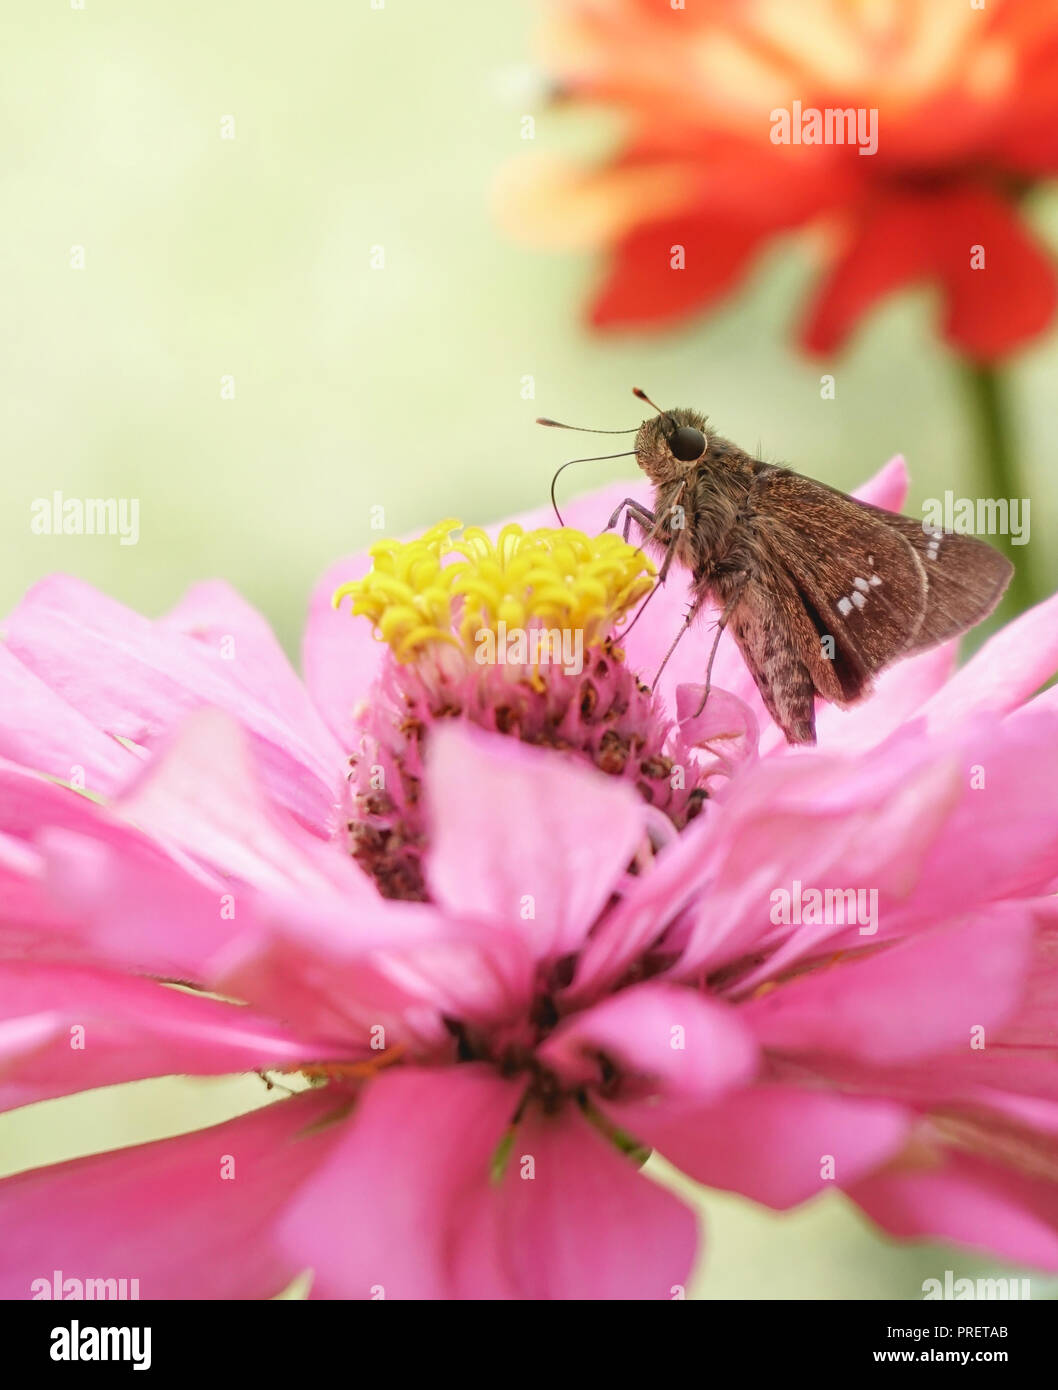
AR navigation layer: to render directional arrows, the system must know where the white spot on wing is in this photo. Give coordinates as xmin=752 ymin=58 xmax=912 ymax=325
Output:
xmin=837 ymin=569 xmax=883 ymax=617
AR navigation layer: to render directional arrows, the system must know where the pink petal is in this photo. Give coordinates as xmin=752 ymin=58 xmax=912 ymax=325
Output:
xmin=37 ymin=827 xmax=247 ymax=981
xmin=0 ymin=962 xmax=344 ymax=1112
xmin=213 ymin=892 xmax=533 ymax=1047
xmin=277 ymin=1066 xmax=521 ymax=1299
xmin=0 ymin=760 xmax=235 ymax=971
xmin=162 ymin=580 xmax=344 ymax=771
xmin=803 ymin=641 xmax=958 ymax=756
xmin=25 ymin=710 xmax=378 ymax=981
xmin=567 ymin=812 xmax=715 ymax=1000
xmin=613 ymin=1084 xmax=911 ymax=1209
xmin=0 ymin=833 xmax=82 ymax=953
xmin=424 ymin=722 xmax=646 ymax=962
xmin=850 ymin=454 xmax=909 ymax=512
xmin=920 ymin=591 xmax=1058 ymax=730
xmin=673 ymin=731 xmax=964 ymax=982
xmin=113 ymin=709 xmax=367 ymax=901
xmin=5 ymin=575 xmax=341 ymax=836
xmin=0 ymin=645 xmax=141 ymax=794
xmin=0 ymin=1089 xmax=344 ymax=1299
xmin=0 ymin=756 xmax=140 ymax=845
xmin=452 ymin=1106 xmax=698 ymax=1299
xmin=742 ymin=905 xmax=1035 ymax=1065
xmin=538 ymin=981 xmax=757 ymax=1104
xmin=622 ymin=570 xmax=751 ymax=721
xmin=849 ymin=1151 xmax=1058 ymax=1272
xmin=882 ymin=708 xmax=1058 ymax=933
xmin=675 ymin=684 xmax=759 ymax=775
xmin=991 ymin=899 xmax=1058 ymax=1056
xmin=302 ymin=550 xmax=385 ymax=748
xmin=850 ymin=900 xmax=1058 ymax=1106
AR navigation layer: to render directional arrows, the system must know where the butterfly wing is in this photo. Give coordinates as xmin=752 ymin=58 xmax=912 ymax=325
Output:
xmin=850 ymin=502 xmax=1012 ymax=649
xmin=723 ymin=551 xmax=845 ymax=745
xmin=744 ymin=467 xmax=929 ymax=705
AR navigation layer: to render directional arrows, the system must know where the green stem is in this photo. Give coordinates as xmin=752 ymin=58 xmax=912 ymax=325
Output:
xmin=959 ymin=360 xmax=1035 ymax=619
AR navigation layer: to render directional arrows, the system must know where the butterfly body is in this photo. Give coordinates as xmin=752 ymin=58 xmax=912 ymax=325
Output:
xmin=630 ymin=408 xmax=1012 ymax=744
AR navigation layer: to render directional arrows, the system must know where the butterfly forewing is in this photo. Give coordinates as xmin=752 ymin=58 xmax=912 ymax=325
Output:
xmin=750 ymin=468 xmax=929 ymax=687
xmin=851 ymin=502 xmax=1013 ymax=650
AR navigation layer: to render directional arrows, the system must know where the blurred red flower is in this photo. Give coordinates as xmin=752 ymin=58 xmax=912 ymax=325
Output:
xmin=499 ymin=0 xmax=1058 ymax=360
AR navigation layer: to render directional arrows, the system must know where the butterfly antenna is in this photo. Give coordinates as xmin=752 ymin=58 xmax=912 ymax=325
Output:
xmin=632 ymin=387 xmax=675 ymax=431
xmin=536 ymin=417 xmax=639 ymax=435
xmin=632 ymin=387 xmax=666 ymax=414
xmin=549 ymin=452 xmax=637 ymax=527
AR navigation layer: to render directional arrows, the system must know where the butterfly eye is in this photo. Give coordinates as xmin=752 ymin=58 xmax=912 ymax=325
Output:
xmin=668 ymin=425 xmax=706 ymax=462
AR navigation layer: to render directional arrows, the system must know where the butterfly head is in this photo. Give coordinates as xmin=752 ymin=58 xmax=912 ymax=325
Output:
xmin=635 ymin=406 xmax=710 ymax=485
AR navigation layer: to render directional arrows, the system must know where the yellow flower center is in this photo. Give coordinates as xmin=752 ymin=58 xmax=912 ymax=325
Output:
xmin=333 ymin=519 xmax=655 ymax=669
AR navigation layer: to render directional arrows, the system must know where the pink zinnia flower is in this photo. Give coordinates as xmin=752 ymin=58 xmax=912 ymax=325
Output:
xmin=2 ymin=456 xmax=1058 ymax=1299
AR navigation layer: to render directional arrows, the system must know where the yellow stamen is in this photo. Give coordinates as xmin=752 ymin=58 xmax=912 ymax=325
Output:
xmin=333 ymin=519 xmax=655 ymax=669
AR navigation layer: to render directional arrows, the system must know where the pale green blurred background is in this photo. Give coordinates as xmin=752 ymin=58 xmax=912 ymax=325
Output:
xmin=2 ymin=0 xmax=1057 ymax=1299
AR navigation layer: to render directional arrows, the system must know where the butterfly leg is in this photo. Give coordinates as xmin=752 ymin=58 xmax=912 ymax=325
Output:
xmin=604 ymin=498 xmax=657 ymax=545
xmin=620 ymin=529 xmax=683 ymax=641
xmin=654 ymin=528 xmax=682 ymax=584
xmin=694 ymin=575 xmax=749 ymax=718
xmin=650 ymin=595 xmax=706 ymax=691
xmin=606 ymin=498 xmax=684 ymax=584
